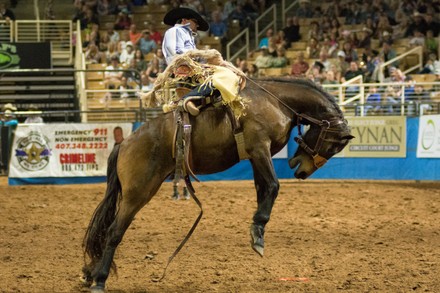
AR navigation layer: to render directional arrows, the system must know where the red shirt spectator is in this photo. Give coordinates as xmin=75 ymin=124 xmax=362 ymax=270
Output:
xmin=291 ymin=52 xmax=309 ymax=77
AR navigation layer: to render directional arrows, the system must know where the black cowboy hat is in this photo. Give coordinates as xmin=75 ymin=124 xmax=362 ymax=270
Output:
xmin=163 ymin=7 xmax=209 ymax=31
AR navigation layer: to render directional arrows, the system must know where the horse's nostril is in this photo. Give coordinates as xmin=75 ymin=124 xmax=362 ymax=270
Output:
xmin=296 ymin=171 xmax=308 ymax=179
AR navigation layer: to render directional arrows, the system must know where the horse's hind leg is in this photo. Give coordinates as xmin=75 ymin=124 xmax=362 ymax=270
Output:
xmin=90 ymin=182 xmax=162 ymax=292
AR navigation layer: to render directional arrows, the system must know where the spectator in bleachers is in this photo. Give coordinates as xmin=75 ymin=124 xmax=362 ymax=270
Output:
xmin=316 ymin=49 xmax=332 ymax=72
xmin=222 ymin=0 xmax=238 ymax=22
xmin=134 ymin=49 xmax=148 ymax=73
xmin=408 ymin=28 xmax=425 ymax=48
xmin=151 ymin=48 xmax=166 ymax=72
xmin=379 ymin=41 xmax=398 ymax=69
xmin=306 ymin=62 xmax=324 ymax=84
xmin=392 ymin=16 xmax=410 ymax=40
xmin=305 ymin=37 xmax=320 ymax=59
xmin=341 ymin=61 xmax=364 ymax=83
xmin=115 ymin=0 xmax=132 ymax=14
xmin=274 ymin=29 xmax=288 ymax=51
xmin=307 ymin=21 xmax=322 ymax=42
xmin=375 ymin=13 xmax=393 ymax=39
xmin=140 ymin=73 xmax=153 ymax=91
xmin=406 ymin=11 xmax=427 ymax=37
xmin=425 ymin=30 xmax=438 ymax=56
xmin=247 ymin=63 xmax=259 ymax=78
xmin=128 ymin=24 xmax=142 ymax=45
xmin=379 ymin=30 xmax=393 ymax=47
xmin=148 ymin=23 xmax=163 ymax=46
xmin=327 ymin=31 xmax=339 ymax=57
xmin=419 ymin=52 xmax=440 ymax=74
xmin=341 ymin=41 xmax=358 ymax=63
xmin=145 ymin=60 xmax=159 ymax=83
xmin=85 ymin=43 xmax=104 ymax=63
xmin=118 ymin=76 xmax=135 ymax=101
xmin=105 ymin=22 xmax=120 ymax=44
xmin=237 ymin=59 xmax=249 ymax=74
xmin=357 ymin=2 xmax=373 ymax=24
xmin=137 ymin=29 xmax=157 ymax=55
xmin=363 ymin=17 xmax=377 ymax=38
xmin=24 ymin=105 xmax=44 ymax=124
xmin=105 ymin=41 xmax=119 ymax=63
xmin=228 ymin=4 xmax=251 ymax=29
xmin=254 ymin=47 xmax=273 ymax=69
xmin=79 ymin=6 xmax=99 ymax=31
xmin=99 ymin=31 xmax=111 ymax=52
xmin=361 ymin=46 xmax=380 ymax=82
xmin=123 ymin=58 xmax=140 ymax=84
xmin=290 ymin=52 xmax=309 ymax=77
xmin=0 ymin=1 xmax=15 ymax=23
xmin=407 ymin=84 xmax=433 ymax=114
xmin=358 ymin=27 xmax=373 ymax=49
xmin=105 ymin=54 xmax=124 ymax=88
xmin=97 ymin=0 xmax=117 ymax=16
xmin=117 ymin=29 xmax=130 ymax=53
xmin=364 ymin=86 xmax=382 ymax=115
xmin=119 ymin=41 xmax=135 ymax=65
xmin=295 ymin=0 xmax=313 ymax=18
xmin=271 ymin=47 xmax=288 ymax=68
xmin=424 ymin=13 xmax=439 ymax=37
xmin=114 ymin=8 xmax=132 ymax=30
xmin=242 ymin=0 xmax=259 ymax=21
xmin=322 ymin=69 xmax=338 ymax=85
xmin=195 ymin=2 xmax=210 ymax=22
xmin=266 ymin=36 xmax=278 ymax=57
xmin=83 ymin=23 xmax=101 ymax=49
xmin=334 ymin=50 xmax=348 ymax=79
xmin=344 ymin=2 xmax=362 ymax=25
xmin=282 ymin=17 xmax=301 ymax=49
xmin=209 ymin=11 xmax=228 ymax=44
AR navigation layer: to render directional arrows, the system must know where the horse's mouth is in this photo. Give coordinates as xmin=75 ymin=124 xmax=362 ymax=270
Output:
xmin=288 ymin=155 xmax=313 ymax=179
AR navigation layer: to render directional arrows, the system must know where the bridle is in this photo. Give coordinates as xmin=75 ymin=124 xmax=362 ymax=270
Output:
xmin=294 ymin=113 xmax=346 ymax=169
xmin=246 ymin=78 xmax=346 ymax=169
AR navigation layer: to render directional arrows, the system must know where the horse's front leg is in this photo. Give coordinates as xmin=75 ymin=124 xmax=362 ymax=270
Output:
xmin=249 ymin=153 xmax=280 ymax=257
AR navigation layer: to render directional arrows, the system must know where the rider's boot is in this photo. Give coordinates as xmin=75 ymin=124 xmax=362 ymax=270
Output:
xmin=184 ymin=100 xmax=200 ymax=116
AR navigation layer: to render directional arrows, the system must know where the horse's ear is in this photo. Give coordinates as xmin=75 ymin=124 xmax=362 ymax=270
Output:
xmin=343 ymin=134 xmax=355 ymax=140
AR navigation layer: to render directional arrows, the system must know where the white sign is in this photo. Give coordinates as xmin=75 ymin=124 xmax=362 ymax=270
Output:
xmin=9 ymin=123 xmax=132 ymax=178
xmin=417 ymin=115 xmax=440 ymax=158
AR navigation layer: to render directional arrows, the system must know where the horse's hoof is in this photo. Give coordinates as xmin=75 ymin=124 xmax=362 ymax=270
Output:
xmin=90 ymin=284 xmax=105 ymax=293
xmin=250 ymin=224 xmax=265 ymax=257
xmin=252 ymin=243 xmax=264 ymax=257
xmin=171 ymin=194 xmax=180 ymax=200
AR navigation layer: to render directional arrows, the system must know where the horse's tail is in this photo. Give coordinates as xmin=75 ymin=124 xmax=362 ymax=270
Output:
xmin=83 ymin=144 xmax=121 ymax=270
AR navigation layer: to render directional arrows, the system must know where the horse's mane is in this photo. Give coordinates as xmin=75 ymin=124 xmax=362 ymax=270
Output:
xmin=251 ymin=77 xmax=344 ymax=117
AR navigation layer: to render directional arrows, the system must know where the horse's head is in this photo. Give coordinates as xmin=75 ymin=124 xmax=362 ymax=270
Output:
xmin=288 ymin=116 xmax=353 ymax=179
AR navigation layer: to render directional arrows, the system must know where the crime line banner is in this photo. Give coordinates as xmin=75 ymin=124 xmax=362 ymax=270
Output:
xmin=417 ymin=115 xmax=440 ymax=158
xmin=340 ymin=116 xmax=406 ymax=158
xmin=8 ymin=123 xmax=132 ymax=179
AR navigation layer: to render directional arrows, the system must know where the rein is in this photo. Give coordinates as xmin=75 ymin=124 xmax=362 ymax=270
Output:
xmin=246 ymin=78 xmax=344 ymax=168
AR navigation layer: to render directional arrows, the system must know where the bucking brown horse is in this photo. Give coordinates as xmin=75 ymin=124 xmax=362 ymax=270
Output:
xmin=82 ymin=78 xmax=353 ymax=292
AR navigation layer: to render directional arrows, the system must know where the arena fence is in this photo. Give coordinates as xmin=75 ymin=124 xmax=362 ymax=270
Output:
xmin=0 ymin=20 xmax=73 ymax=66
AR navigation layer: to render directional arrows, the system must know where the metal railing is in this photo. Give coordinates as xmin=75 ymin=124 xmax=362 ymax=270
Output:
xmin=226 ymin=28 xmax=250 ymax=62
xmin=254 ymin=4 xmax=277 ymax=49
xmin=14 ymin=20 xmax=73 ymax=65
xmin=378 ymin=46 xmax=423 ymax=82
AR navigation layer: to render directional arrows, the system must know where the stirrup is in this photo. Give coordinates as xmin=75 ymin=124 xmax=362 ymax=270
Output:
xmin=183 ymin=99 xmax=200 ymax=116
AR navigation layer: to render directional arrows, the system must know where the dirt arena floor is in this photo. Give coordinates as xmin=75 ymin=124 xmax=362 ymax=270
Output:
xmin=0 ymin=177 xmax=439 ymax=293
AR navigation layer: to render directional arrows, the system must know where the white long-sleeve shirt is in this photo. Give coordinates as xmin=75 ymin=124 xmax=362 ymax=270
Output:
xmin=162 ymin=23 xmax=196 ymax=65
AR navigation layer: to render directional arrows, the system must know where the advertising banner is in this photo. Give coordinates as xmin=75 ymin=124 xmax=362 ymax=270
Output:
xmin=8 ymin=123 xmax=132 ymax=179
xmin=0 ymin=42 xmax=52 ymax=69
xmin=417 ymin=115 xmax=440 ymax=158
xmin=341 ymin=116 xmax=406 ymax=157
